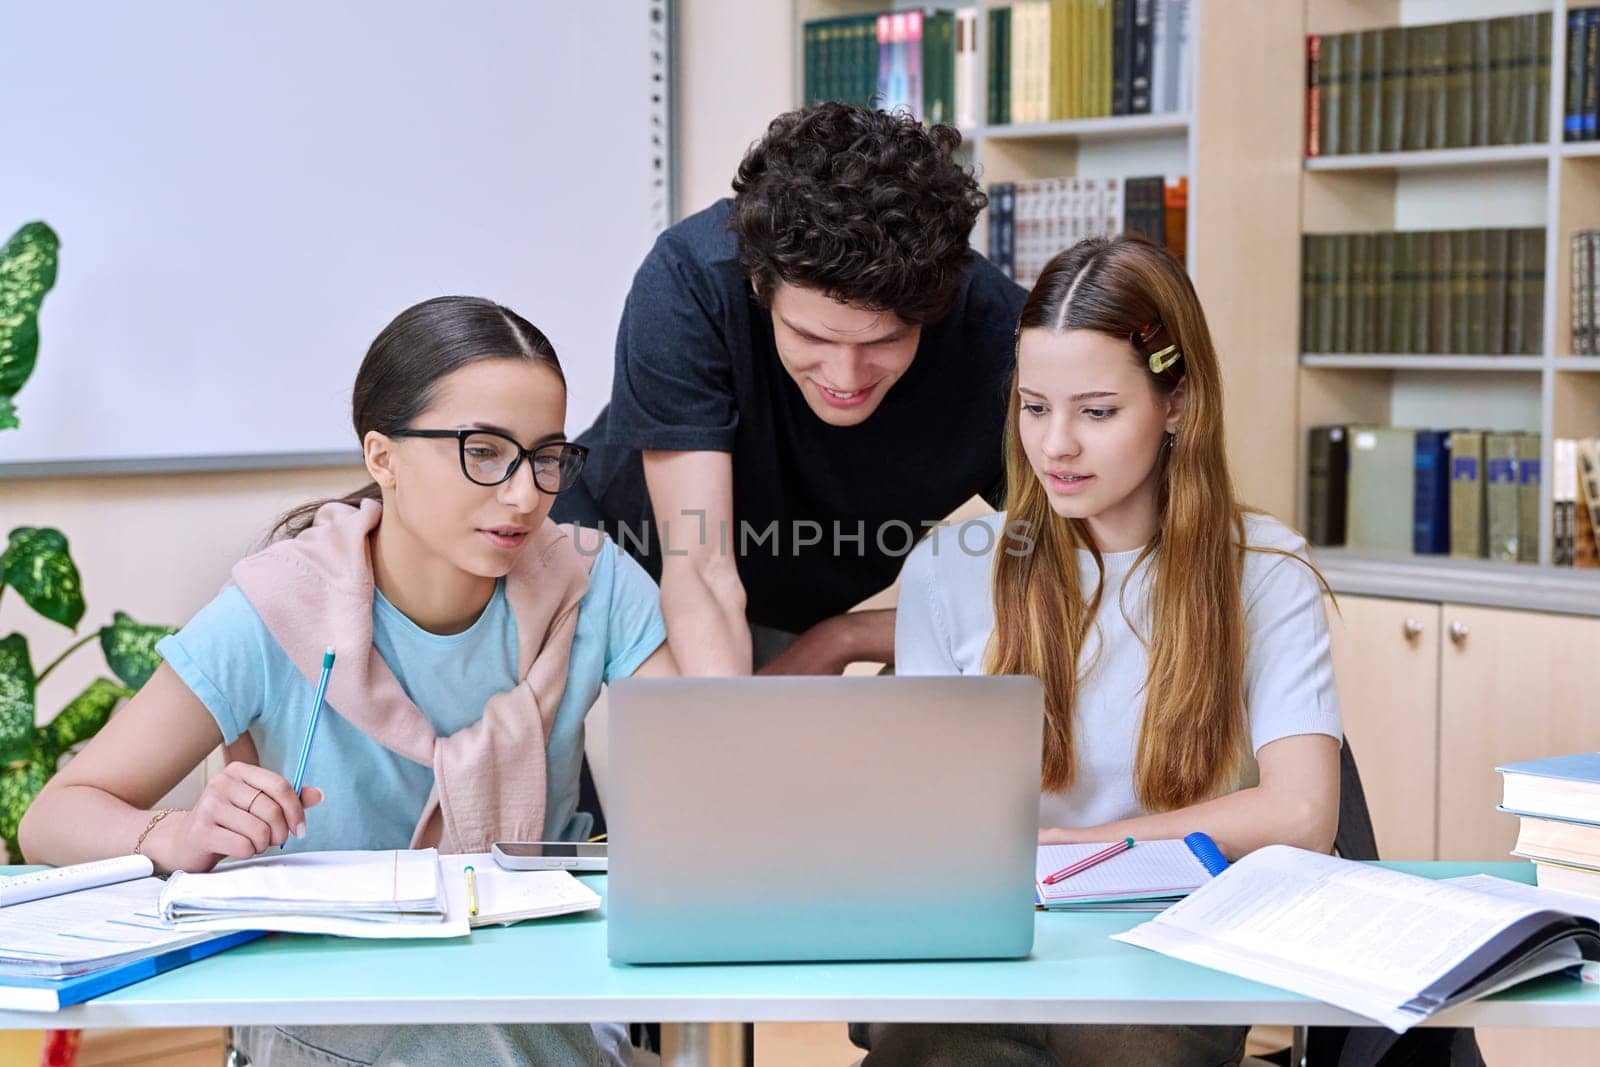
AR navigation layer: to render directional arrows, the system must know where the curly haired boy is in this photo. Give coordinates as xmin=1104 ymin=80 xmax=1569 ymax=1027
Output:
xmin=556 ymin=102 xmax=1024 ymax=677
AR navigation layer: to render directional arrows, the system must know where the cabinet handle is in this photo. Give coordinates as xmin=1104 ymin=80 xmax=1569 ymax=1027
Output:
xmin=1402 ymin=618 xmax=1422 ymax=640
xmin=1448 ymin=621 xmax=1469 ymax=645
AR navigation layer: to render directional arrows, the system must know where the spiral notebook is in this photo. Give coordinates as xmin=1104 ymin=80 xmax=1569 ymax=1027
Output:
xmin=1034 ymin=833 xmax=1230 ymax=910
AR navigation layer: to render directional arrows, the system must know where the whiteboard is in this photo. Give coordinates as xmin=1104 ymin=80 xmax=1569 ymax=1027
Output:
xmin=0 ymin=0 xmax=672 ymax=473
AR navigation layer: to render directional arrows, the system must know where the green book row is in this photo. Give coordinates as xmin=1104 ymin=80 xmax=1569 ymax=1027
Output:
xmin=1306 ymin=12 xmax=1551 ymax=156
xmin=1301 ymin=229 xmax=1544 ymax=356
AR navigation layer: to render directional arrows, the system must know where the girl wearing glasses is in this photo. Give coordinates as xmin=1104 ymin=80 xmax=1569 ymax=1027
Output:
xmin=862 ymin=237 xmax=1342 ymax=1066
xmin=21 ymin=295 xmax=675 ymax=1066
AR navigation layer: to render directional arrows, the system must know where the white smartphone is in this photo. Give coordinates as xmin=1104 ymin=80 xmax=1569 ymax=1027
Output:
xmin=490 ymin=841 xmax=608 ymax=871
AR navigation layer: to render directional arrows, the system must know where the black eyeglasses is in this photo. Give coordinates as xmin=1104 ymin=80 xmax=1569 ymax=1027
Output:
xmin=391 ymin=428 xmax=587 ymax=493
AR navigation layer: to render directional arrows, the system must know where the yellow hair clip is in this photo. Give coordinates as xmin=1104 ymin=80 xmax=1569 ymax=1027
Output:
xmin=1147 ymin=343 xmax=1180 ymax=374
xmin=1133 ymin=320 xmax=1182 ymax=375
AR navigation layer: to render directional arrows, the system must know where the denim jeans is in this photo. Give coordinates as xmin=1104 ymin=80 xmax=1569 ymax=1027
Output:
xmin=848 ymin=1022 xmax=1250 ymax=1067
xmin=227 ymin=1022 xmax=631 ymax=1067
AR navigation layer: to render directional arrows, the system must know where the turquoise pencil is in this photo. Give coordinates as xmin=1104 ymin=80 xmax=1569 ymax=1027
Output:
xmin=283 ymin=646 xmax=334 ymax=847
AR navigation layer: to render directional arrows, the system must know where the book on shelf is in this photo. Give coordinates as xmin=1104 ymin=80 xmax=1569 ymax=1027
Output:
xmin=1306 ymin=425 xmax=1348 ymax=548
xmin=1574 ymin=231 xmax=1598 ymax=356
xmin=1346 ymin=426 xmax=1414 ymax=554
xmin=989 ymin=5 xmax=1012 ymax=125
xmin=1568 ymin=8 xmax=1600 ymax=142
xmin=955 ymin=8 xmax=979 ymax=128
xmin=1485 ymin=431 xmax=1522 ymax=562
xmin=1555 ymin=437 xmax=1579 ymax=565
xmin=1307 ymin=12 xmax=1550 ymax=156
xmin=1301 ymin=227 xmax=1543 ymax=356
xmin=1515 ymin=432 xmax=1541 ymax=564
xmin=1572 ymin=436 xmax=1600 ymax=568
xmin=1449 ymin=430 xmax=1487 ymax=559
xmin=1412 ymin=429 xmax=1452 ymax=555
xmin=1578 ymin=438 xmax=1600 ymax=568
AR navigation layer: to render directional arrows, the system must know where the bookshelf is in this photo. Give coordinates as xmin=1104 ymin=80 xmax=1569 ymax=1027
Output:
xmin=793 ymin=1 xmax=1600 ymax=611
xmin=1301 ymin=0 xmax=1600 ymax=607
xmin=795 ymin=0 xmax=1305 ymax=536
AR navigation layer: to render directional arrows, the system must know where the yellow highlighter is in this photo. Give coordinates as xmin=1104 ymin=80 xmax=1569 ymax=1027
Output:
xmin=464 ymin=865 xmax=479 ymax=918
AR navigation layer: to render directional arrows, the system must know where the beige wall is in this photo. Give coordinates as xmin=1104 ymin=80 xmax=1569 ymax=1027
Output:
xmin=675 ymin=0 xmax=794 ymax=217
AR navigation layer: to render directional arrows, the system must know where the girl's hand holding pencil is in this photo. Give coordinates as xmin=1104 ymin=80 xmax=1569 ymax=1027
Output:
xmin=153 ymin=762 xmax=323 ymax=873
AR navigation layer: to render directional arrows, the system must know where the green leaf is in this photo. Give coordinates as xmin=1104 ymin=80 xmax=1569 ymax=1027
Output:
xmin=0 ymin=752 xmax=50 ymax=863
xmin=99 ymin=612 xmax=174 ymax=690
xmin=0 ymin=633 xmax=37 ymax=765
xmin=0 ymin=222 xmax=59 ymax=423
xmin=1 ymin=527 xmax=85 ymax=629
xmin=42 ymin=677 xmax=126 ymax=762
xmin=0 ymin=395 xmax=16 ymax=431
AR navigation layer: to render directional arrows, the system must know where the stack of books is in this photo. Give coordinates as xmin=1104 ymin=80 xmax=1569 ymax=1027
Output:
xmin=1500 ymin=754 xmax=1600 ymax=899
xmin=0 ymin=856 xmax=259 ymax=1011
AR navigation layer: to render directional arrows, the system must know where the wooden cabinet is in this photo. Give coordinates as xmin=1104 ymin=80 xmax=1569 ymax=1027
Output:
xmin=1326 ymin=596 xmax=1600 ymax=865
xmin=1324 ymin=595 xmax=1440 ymax=860
xmin=1437 ymin=605 xmax=1600 ymax=861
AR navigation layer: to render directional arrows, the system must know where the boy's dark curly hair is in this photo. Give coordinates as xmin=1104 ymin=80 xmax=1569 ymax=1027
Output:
xmin=730 ymin=102 xmax=986 ymax=326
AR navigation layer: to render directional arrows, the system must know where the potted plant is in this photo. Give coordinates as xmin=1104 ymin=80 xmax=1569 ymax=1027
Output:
xmin=0 ymin=221 xmax=173 ymax=862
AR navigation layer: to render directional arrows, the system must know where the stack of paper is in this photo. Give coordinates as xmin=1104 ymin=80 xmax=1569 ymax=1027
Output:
xmin=159 ymin=849 xmax=466 ymax=939
xmin=2 ymin=877 xmax=231 ymax=978
xmin=0 ymin=877 xmax=259 ymax=1011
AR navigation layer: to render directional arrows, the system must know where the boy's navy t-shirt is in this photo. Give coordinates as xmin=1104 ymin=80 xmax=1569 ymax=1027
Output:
xmin=557 ymin=199 xmax=1026 ymax=635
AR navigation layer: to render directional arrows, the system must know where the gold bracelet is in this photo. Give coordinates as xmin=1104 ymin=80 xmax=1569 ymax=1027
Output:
xmin=134 ymin=809 xmax=177 ymax=856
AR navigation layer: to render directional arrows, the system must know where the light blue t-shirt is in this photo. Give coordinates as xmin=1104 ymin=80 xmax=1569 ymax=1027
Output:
xmin=157 ymin=539 xmax=665 ymax=851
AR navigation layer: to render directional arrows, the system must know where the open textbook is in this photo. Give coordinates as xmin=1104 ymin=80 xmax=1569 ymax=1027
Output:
xmin=1114 ymin=845 xmax=1600 ymax=1032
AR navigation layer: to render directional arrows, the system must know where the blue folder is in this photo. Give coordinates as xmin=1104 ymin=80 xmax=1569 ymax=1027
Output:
xmin=0 ymin=929 xmax=262 ymax=1012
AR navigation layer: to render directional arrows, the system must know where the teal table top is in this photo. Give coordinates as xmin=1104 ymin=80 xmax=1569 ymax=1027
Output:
xmin=2 ymin=861 xmax=1596 ymax=1030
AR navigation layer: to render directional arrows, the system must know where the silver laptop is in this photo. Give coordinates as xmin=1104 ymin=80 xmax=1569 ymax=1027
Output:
xmin=605 ymin=676 xmax=1043 ymax=964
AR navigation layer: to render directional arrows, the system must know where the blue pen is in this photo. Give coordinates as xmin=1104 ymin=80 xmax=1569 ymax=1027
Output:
xmin=283 ymin=645 xmax=335 ymax=847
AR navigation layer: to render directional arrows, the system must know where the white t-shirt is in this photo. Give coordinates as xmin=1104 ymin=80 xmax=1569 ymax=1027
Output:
xmin=894 ymin=511 xmax=1342 ymax=829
